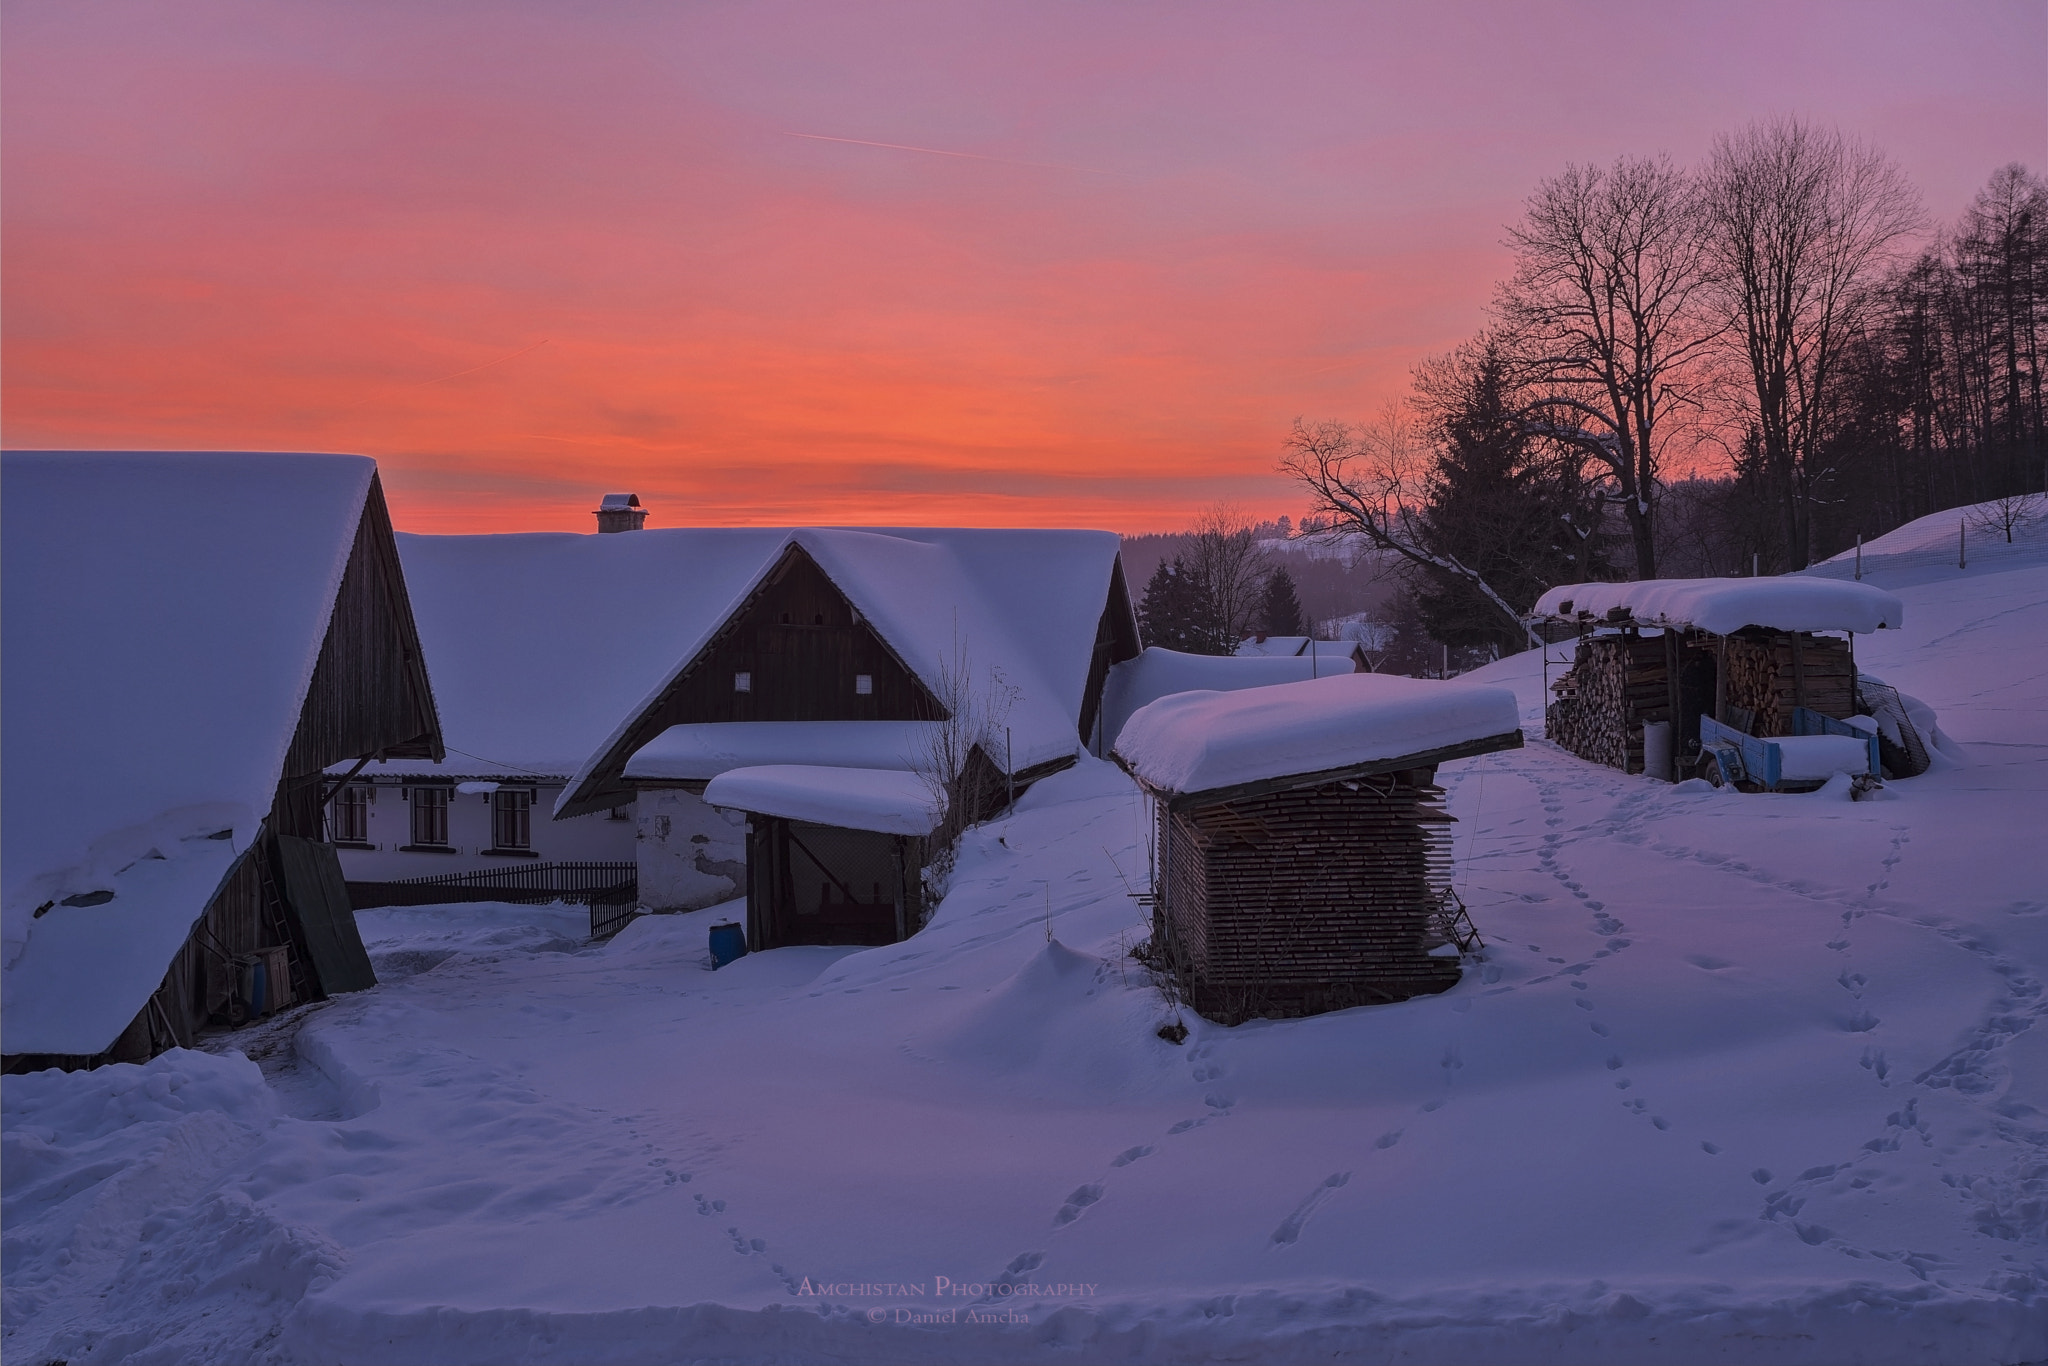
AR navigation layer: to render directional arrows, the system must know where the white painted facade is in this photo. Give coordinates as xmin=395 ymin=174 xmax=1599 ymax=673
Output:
xmin=633 ymin=788 xmax=747 ymax=912
xmin=333 ymin=779 xmax=635 ymax=882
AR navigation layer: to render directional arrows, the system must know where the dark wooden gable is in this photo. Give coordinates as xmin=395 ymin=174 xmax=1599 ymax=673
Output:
xmin=274 ymin=473 xmax=443 ymax=835
xmin=557 ymin=542 xmax=942 ymax=816
xmin=1078 ymin=553 xmax=1142 ymax=745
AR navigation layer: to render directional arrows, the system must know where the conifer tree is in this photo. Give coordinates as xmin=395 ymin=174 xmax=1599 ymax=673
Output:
xmin=1137 ymin=556 xmax=1230 ymax=654
xmin=1258 ymin=565 xmax=1306 ymax=637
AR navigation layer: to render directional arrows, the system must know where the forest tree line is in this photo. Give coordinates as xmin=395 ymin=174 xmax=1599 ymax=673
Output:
xmin=1276 ymin=117 xmax=2046 ymax=657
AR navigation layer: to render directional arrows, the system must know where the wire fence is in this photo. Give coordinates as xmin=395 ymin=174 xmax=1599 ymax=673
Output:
xmin=1798 ymin=514 xmax=2048 ymax=582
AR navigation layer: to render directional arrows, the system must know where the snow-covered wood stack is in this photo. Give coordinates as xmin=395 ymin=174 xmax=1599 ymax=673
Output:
xmin=1115 ymin=674 xmax=1521 ymax=1025
xmin=2 ymin=452 xmax=444 ymax=1071
xmin=1532 ymin=578 xmax=1902 ymax=781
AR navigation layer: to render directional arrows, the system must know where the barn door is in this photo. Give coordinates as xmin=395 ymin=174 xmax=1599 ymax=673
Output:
xmin=274 ymin=834 xmax=378 ymax=994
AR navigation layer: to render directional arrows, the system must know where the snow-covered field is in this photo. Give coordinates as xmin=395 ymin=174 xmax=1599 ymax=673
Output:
xmin=6 ymin=551 xmax=2046 ymax=1365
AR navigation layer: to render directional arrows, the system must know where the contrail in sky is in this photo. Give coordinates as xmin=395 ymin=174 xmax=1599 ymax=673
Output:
xmin=410 ymin=338 xmax=551 ymax=388
xmin=782 ymin=131 xmax=1113 ymax=176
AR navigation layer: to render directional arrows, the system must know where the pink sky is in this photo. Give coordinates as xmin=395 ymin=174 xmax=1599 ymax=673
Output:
xmin=4 ymin=1 xmax=2043 ymax=533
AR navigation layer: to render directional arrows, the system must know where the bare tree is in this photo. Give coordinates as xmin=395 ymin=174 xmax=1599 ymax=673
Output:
xmin=1281 ymin=409 xmax=1540 ymax=647
xmin=1701 ymin=117 xmax=1923 ymax=568
xmin=1969 ymin=491 xmax=2045 ymax=543
xmin=912 ymin=628 xmax=1016 ymax=903
xmin=1497 ymin=154 xmax=1721 ymax=579
xmin=1184 ymin=503 xmax=1273 ymax=647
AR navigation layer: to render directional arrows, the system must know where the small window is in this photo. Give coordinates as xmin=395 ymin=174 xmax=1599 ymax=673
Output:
xmin=329 ymin=784 xmax=370 ymax=844
xmin=492 ymin=788 xmax=533 ymax=851
xmin=410 ymin=787 xmax=450 ymax=846
xmin=855 ymin=674 xmax=873 ymax=695
xmin=734 ymin=671 xmax=752 ymax=693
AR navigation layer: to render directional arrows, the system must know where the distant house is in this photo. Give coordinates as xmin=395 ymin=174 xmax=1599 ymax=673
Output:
xmin=2 ymin=452 xmax=442 ymax=1069
xmin=1115 ymin=673 xmax=1522 ymax=1025
xmin=1529 ymin=578 xmax=1910 ymax=781
xmin=1235 ymin=635 xmax=1372 ymax=671
xmin=556 ymin=529 xmax=1142 ymax=941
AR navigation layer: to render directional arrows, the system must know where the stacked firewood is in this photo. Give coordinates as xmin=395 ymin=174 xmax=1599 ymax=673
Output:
xmin=1725 ymin=632 xmax=1854 ymax=736
xmin=1547 ymin=636 xmax=1663 ymax=772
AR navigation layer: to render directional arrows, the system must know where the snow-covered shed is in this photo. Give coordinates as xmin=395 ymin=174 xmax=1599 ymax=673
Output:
xmin=558 ymin=528 xmax=1141 ymax=930
xmin=1115 ymin=674 xmax=1522 ymax=1025
xmin=1529 ymin=578 xmax=1908 ymax=781
xmin=3 ymin=452 xmax=443 ymax=1069
xmin=704 ymin=765 xmax=943 ymax=948
xmin=1097 ymin=646 xmax=1347 ymax=751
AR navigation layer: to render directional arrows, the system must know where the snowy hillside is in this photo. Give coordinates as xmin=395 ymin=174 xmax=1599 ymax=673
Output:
xmin=5 ymin=541 xmax=2046 ymax=1364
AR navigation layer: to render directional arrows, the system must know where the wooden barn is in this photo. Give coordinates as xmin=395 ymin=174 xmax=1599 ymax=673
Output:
xmin=557 ymin=528 xmax=1142 ymax=945
xmin=1530 ymin=578 xmax=1910 ymax=782
xmin=2 ymin=452 xmax=442 ymax=1071
xmin=1114 ymin=673 xmax=1522 ymax=1025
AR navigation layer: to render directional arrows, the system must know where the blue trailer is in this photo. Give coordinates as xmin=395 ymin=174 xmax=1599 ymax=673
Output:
xmin=1697 ymin=707 xmax=1882 ymax=793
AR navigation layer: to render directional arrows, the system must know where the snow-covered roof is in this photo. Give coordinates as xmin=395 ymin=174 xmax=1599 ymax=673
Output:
xmin=360 ymin=529 xmax=790 ymax=780
xmin=703 ymin=765 xmax=944 ymax=836
xmin=1234 ymin=636 xmax=1366 ymax=663
xmin=1531 ymin=578 xmax=1904 ymax=635
xmin=598 ymin=493 xmax=642 ymax=511
xmin=560 ymin=528 xmax=1126 ymax=815
xmin=2 ymin=451 xmax=377 ymax=1055
xmin=624 ymin=721 xmax=942 ymax=783
xmin=1098 ymin=647 xmax=1333 ymax=749
xmin=1115 ymin=673 xmax=1523 ymax=798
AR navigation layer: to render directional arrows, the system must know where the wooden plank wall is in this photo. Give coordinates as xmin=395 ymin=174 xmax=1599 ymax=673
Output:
xmin=644 ymin=548 xmax=936 ymax=728
xmin=281 ymin=474 xmax=440 ymax=785
xmin=1157 ymin=774 xmax=1460 ymax=1024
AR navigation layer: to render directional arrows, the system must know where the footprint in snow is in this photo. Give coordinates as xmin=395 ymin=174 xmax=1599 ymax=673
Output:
xmin=1270 ymin=1172 xmax=1350 ymax=1246
xmin=1110 ymin=1144 xmax=1155 ymax=1167
xmin=1053 ymin=1183 xmax=1103 ymax=1226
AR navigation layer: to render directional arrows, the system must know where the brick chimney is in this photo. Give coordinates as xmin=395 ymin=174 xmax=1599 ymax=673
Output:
xmin=594 ymin=493 xmax=648 ymax=533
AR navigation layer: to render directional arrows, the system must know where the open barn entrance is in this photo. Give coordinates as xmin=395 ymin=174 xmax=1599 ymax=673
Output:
xmin=744 ymin=817 xmax=924 ymax=949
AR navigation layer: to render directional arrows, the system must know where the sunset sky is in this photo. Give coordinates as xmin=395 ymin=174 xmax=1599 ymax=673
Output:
xmin=5 ymin=2 xmax=2043 ymax=533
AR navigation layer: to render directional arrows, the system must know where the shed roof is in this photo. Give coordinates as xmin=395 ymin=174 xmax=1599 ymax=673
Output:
xmin=624 ymin=721 xmax=942 ymax=784
xmin=1530 ymin=578 xmax=1905 ymax=635
xmin=1115 ymin=672 xmax=1522 ymax=800
xmin=1099 ymin=647 xmax=1332 ymax=749
xmin=703 ymin=765 xmax=944 ymax=836
xmin=2 ymin=451 xmax=379 ymax=1054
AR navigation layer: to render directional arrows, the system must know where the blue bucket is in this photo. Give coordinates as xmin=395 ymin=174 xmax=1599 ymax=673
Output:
xmin=708 ymin=922 xmax=748 ymax=968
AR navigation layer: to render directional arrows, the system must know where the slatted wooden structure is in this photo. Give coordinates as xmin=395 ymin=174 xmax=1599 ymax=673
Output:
xmin=1130 ymin=731 xmax=1521 ymax=1026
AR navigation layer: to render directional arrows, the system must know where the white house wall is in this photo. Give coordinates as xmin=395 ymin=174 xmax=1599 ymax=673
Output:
xmin=636 ymin=788 xmax=746 ymax=912
xmin=335 ymin=781 xmax=636 ymax=882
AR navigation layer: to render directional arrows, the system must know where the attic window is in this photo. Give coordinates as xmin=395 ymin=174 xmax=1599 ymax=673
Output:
xmin=734 ymin=671 xmax=752 ymax=693
xmin=855 ymin=674 xmax=873 ymax=695
xmin=813 ymin=614 xmax=824 ymax=626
